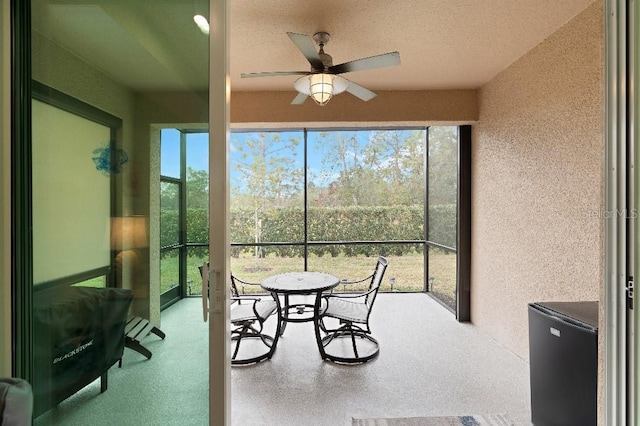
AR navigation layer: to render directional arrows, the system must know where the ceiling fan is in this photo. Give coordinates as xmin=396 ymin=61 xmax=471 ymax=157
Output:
xmin=241 ymin=32 xmax=401 ymax=106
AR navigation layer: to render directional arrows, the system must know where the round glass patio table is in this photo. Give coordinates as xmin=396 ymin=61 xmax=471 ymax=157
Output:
xmin=261 ymin=272 xmax=339 ymax=357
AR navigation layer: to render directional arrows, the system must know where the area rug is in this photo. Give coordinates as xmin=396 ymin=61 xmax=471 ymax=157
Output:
xmin=352 ymin=413 xmax=515 ymax=426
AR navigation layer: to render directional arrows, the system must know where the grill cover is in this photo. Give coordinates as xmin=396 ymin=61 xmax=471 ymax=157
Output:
xmin=32 ymin=286 xmax=133 ymax=417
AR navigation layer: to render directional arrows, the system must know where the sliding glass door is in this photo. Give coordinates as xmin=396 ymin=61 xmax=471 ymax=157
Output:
xmin=19 ymin=0 xmax=220 ymax=423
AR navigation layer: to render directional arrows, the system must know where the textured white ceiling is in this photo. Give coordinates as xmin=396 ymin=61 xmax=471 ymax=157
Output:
xmin=231 ymin=0 xmax=596 ymax=92
xmin=32 ymin=0 xmax=596 ymax=93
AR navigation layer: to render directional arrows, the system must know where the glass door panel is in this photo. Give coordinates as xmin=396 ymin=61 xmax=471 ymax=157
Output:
xmin=185 ymin=132 xmax=209 ymax=297
xmin=160 ymin=130 xmax=209 ymax=303
xmin=186 ymin=245 xmax=209 ymax=296
xmin=160 ymin=249 xmax=181 ymax=305
xmin=30 ymin=0 xmax=210 ymax=423
xmin=160 ymin=178 xmax=182 ymax=306
xmin=161 ymin=181 xmax=181 ymax=247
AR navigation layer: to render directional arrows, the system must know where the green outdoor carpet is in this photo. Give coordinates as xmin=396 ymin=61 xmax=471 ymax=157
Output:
xmin=352 ymin=414 xmax=515 ymax=426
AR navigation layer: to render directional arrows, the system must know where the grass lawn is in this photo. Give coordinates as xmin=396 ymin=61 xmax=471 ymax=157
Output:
xmin=162 ymin=251 xmax=457 ymax=301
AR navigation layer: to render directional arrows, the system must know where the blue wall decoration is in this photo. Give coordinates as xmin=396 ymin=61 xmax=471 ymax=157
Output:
xmin=92 ymin=141 xmax=128 ymax=175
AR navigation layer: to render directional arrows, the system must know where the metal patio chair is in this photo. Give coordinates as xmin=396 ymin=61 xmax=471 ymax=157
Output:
xmin=199 ymin=265 xmax=278 ymax=365
xmin=228 ymin=274 xmax=280 ymax=365
xmin=318 ymin=256 xmax=389 ymax=364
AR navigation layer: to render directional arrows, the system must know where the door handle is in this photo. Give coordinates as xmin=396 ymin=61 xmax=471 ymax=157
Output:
xmin=210 ymin=267 xmax=222 ymax=314
xmin=202 ymin=262 xmax=209 ymax=322
xmin=202 ymin=263 xmax=222 ymax=322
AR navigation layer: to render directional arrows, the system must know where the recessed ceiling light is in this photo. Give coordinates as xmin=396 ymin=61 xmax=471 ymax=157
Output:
xmin=193 ymin=15 xmax=210 ymax=35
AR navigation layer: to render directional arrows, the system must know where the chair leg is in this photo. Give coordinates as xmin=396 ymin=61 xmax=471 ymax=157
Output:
xmin=259 ymin=333 xmax=274 ymax=348
xmin=150 ymin=326 xmax=166 ymax=340
xmin=123 ymin=317 xmax=165 ymax=362
xmin=321 ymin=322 xmax=348 ymax=348
xmin=100 ymin=372 xmax=108 ymax=393
xmin=349 ymin=327 xmax=359 ymax=359
xmin=125 ymin=337 xmax=153 ymax=359
xmin=231 ymin=334 xmax=243 ymax=361
xmin=230 ymin=323 xmax=276 ymax=365
xmin=320 ymin=321 xmax=379 ymax=364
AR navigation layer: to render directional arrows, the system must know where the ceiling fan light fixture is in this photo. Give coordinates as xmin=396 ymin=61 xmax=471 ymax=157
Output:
xmin=294 ymin=74 xmax=348 ymax=106
xmin=309 ymin=73 xmax=333 ymax=105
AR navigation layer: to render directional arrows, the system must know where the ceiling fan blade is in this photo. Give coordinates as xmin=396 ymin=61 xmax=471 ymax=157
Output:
xmin=329 ymin=51 xmax=401 ymax=75
xmin=241 ymin=71 xmax=309 ymax=78
xmin=287 ymin=32 xmax=324 ymax=71
xmin=291 ymin=92 xmax=308 ymax=105
xmin=345 ymin=80 xmax=377 ymax=102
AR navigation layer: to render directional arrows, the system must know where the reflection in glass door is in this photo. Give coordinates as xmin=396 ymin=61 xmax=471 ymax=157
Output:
xmin=160 ymin=129 xmax=184 ymax=307
xmin=160 ymin=179 xmax=183 ymax=306
xmin=160 ymin=129 xmax=210 ymax=306
xmin=28 ymin=0 xmax=211 ymax=423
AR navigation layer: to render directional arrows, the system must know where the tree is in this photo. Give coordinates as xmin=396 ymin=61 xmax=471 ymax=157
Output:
xmin=160 ymin=167 xmax=209 ymax=212
xmin=160 ymin=181 xmax=179 ymax=211
xmin=312 ymin=131 xmax=371 ymax=206
xmin=311 ymin=129 xmax=426 ymax=207
xmin=186 ymin=167 xmax=209 ymax=209
xmin=230 ymin=132 xmax=303 ymax=257
xmin=367 ymin=129 xmax=425 ymax=206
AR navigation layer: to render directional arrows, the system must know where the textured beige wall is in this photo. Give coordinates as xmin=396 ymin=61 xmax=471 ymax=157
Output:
xmin=472 ymin=0 xmax=603 ymax=363
xmin=231 ymin=89 xmax=478 ymax=125
xmin=0 ymin=0 xmax=10 ymax=377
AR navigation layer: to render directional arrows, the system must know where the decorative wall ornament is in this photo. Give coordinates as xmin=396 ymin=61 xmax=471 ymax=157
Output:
xmin=92 ymin=141 xmax=128 ymax=175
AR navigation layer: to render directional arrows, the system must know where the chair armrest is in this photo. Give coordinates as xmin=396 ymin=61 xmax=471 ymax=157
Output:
xmin=340 ymin=274 xmax=374 ymax=286
xmin=324 ymin=287 xmax=376 ymax=300
xmin=232 ymin=296 xmax=263 ymax=305
xmin=231 ymin=276 xmax=262 ymax=294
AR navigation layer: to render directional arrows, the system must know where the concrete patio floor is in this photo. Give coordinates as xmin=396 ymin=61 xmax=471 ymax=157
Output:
xmin=34 ymin=293 xmax=532 ymax=425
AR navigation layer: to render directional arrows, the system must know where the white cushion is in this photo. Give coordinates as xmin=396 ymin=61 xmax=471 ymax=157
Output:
xmin=323 ymin=298 xmax=369 ymax=324
xmin=231 ymin=299 xmax=277 ymax=322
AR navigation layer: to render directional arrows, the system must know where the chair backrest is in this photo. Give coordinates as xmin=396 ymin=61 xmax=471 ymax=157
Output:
xmin=197 ymin=263 xmax=207 ymax=296
xmin=366 ymin=256 xmax=389 ymax=310
xmin=229 ymin=274 xmax=241 ymax=298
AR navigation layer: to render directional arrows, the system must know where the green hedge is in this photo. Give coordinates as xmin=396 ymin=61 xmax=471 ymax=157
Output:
xmin=161 ymin=204 xmax=456 ymax=258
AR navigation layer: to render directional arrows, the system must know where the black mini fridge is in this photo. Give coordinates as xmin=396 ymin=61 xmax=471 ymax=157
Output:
xmin=528 ymin=301 xmax=598 ymax=426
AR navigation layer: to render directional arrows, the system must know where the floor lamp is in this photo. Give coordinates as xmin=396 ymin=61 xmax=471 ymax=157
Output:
xmin=111 ymin=216 xmax=149 ymax=316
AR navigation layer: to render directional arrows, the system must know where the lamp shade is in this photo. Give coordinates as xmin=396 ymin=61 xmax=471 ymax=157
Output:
xmin=294 ymin=74 xmax=348 ymax=106
xmin=111 ymin=216 xmax=148 ymax=250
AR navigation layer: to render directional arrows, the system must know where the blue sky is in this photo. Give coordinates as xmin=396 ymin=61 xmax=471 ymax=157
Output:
xmin=160 ymin=129 xmax=209 ymax=178
xmin=161 ymin=128 xmax=424 ymax=189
